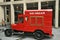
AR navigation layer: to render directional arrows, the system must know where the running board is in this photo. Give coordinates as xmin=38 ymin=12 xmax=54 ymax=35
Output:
xmin=13 ymin=32 xmax=24 ymax=34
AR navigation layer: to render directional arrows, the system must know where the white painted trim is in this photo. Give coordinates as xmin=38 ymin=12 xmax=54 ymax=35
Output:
xmin=25 ymin=9 xmax=53 ymax=11
xmin=0 ymin=0 xmax=55 ymax=5
xmin=55 ymin=0 xmax=59 ymax=28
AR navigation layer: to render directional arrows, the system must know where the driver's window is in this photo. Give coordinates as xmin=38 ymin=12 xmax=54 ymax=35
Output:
xmin=19 ymin=17 xmax=24 ymax=23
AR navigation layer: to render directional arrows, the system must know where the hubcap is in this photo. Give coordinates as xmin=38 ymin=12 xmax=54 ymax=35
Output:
xmin=36 ymin=33 xmax=41 ymax=38
xmin=6 ymin=31 xmax=10 ymax=35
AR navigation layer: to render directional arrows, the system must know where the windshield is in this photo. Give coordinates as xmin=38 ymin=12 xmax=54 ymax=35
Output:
xmin=19 ymin=17 xmax=24 ymax=23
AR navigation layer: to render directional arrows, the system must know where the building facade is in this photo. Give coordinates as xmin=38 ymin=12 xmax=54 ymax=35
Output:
xmin=0 ymin=0 xmax=60 ymax=28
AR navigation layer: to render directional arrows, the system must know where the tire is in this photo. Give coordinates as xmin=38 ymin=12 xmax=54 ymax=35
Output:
xmin=4 ymin=29 xmax=12 ymax=37
xmin=34 ymin=31 xmax=44 ymax=40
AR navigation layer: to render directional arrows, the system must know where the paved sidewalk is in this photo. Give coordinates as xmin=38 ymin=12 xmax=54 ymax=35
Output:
xmin=0 ymin=27 xmax=60 ymax=40
xmin=22 ymin=28 xmax=60 ymax=40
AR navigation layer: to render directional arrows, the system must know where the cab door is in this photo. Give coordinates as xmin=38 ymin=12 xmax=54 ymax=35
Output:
xmin=17 ymin=15 xmax=25 ymax=30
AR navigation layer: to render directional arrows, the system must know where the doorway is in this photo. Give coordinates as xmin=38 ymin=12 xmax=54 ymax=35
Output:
xmin=4 ymin=5 xmax=11 ymax=25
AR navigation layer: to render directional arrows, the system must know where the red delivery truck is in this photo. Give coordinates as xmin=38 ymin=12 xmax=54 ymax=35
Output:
xmin=4 ymin=9 xmax=52 ymax=40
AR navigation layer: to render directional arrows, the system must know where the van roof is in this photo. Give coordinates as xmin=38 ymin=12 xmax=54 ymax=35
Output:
xmin=25 ymin=9 xmax=52 ymax=11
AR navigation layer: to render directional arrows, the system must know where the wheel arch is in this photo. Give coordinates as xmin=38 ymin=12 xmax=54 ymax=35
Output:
xmin=34 ymin=30 xmax=45 ymax=34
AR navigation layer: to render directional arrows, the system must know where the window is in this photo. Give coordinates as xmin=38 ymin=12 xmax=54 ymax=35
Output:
xmin=14 ymin=4 xmax=23 ymax=23
xmin=4 ymin=0 xmax=10 ymax=2
xmin=4 ymin=5 xmax=11 ymax=23
xmin=14 ymin=0 xmax=22 ymax=1
xmin=41 ymin=1 xmax=55 ymax=9
xmin=14 ymin=4 xmax=23 ymax=14
xmin=6 ymin=6 xmax=10 ymax=22
xmin=26 ymin=2 xmax=38 ymax=10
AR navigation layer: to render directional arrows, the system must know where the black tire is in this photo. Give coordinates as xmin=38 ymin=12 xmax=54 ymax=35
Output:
xmin=4 ymin=29 xmax=12 ymax=37
xmin=34 ymin=31 xmax=44 ymax=40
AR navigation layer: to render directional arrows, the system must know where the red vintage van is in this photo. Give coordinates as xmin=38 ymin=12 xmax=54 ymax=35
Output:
xmin=5 ymin=9 xmax=52 ymax=40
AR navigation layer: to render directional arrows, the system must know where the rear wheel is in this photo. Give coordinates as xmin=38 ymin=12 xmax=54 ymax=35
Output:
xmin=34 ymin=31 xmax=44 ymax=40
xmin=4 ymin=29 xmax=12 ymax=37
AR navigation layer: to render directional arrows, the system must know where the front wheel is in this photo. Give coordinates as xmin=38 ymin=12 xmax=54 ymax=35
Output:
xmin=4 ymin=29 xmax=12 ymax=37
xmin=34 ymin=31 xmax=44 ymax=40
